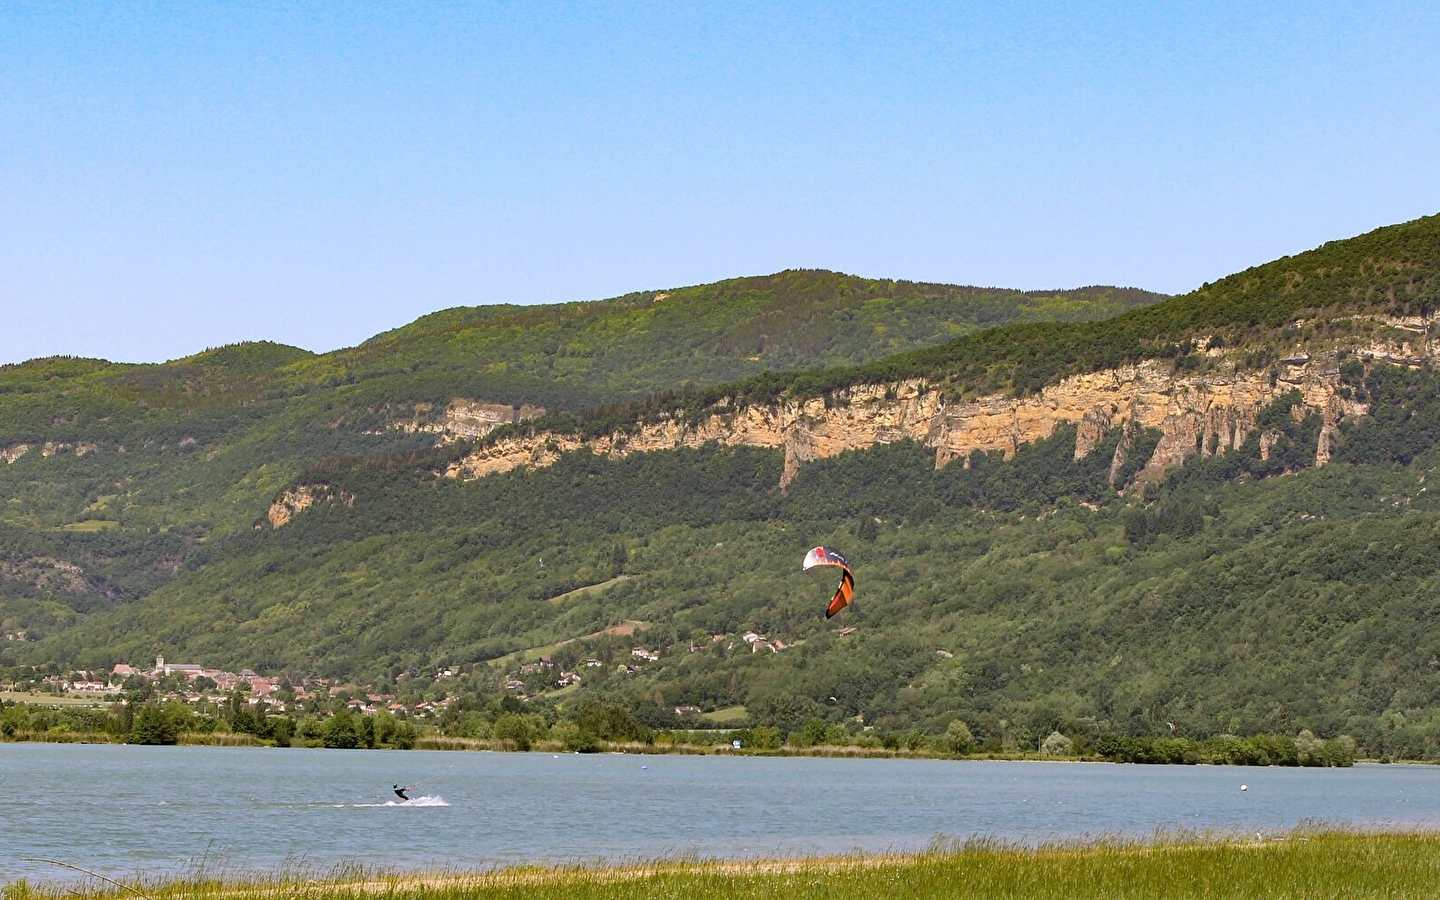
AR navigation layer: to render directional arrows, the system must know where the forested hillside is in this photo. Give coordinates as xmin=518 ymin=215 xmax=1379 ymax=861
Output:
xmin=0 ymin=274 xmax=1155 ymax=623
xmin=9 ymin=214 xmax=1440 ymax=760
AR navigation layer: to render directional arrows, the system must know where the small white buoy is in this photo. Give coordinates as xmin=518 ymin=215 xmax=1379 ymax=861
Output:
xmin=1240 ymin=784 xmax=1248 ymax=792
xmin=641 ymin=765 xmax=648 ymax=770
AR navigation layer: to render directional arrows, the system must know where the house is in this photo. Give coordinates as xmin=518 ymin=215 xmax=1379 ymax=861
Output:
xmin=505 ymin=680 xmax=526 ymax=691
xmin=838 ymin=626 xmax=858 ymax=637
xmin=631 ymin=647 xmax=659 ymax=661
xmin=557 ymin=671 xmax=581 ymax=687
xmin=583 ymin=658 xmax=604 ymax=668
xmin=674 ymin=705 xmax=702 ymax=717
xmin=66 ymin=679 xmax=117 ymax=694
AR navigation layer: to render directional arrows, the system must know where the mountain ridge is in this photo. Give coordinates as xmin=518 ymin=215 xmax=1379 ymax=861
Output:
xmin=9 ymin=216 xmax=1440 ymax=759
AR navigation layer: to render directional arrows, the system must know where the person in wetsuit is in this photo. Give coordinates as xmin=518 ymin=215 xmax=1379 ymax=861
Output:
xmin=393 ymin=783 xmax=411 ymax=800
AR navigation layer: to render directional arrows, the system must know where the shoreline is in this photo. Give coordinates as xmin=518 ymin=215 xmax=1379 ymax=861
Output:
xmin=0 ymin=730 xmax=1418 ymax=768
xmin=11 ymin=828 xmax=1440 ymax=898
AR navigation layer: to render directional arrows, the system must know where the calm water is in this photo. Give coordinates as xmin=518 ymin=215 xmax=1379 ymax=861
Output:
xmin=4 ymin=744 xmax=1440 ymax=885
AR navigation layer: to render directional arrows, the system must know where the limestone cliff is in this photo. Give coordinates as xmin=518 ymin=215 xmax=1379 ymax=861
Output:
xmin=266 ymin=483 xmax=354 ymax=528
xmin=382 ymin=399 xmax=545 ymax=443
xmin=267 ymin=312 xmax=1439 ymax=523
xmin=442 ymin=320 xmax=1440 ymax=491
xmin=3 ymin=441 xmax=99 ymax=462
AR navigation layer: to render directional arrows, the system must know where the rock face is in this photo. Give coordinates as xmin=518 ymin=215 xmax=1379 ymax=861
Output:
xmin=5 ymin=441 xmax=98 ymax=461
xmin=276 ymin=312 xmax=1440 ymax=522
xmin=267 ymin=483 xmax=354 ymax=528
xmin=443 ymin=353 xmax=1373 ymax=490
xmin=386 ymin=399 xmax=546 ymax=443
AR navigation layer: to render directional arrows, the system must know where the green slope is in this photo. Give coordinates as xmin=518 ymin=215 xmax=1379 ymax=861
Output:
xmin=10 ymin=214 xmax=1440 ymax=760
xmin=24 ymin=360 xmax=1440 ymax=759
xmin=0 ymin=272 xmax=1157 ymax=627
xmin=473 ymin=214 xmax=1440 ymax=444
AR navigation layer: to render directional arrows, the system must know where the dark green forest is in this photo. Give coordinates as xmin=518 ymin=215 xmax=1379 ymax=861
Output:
xmin=11 ymin=359 xmax=1440 ymax=759
xmin=0 ymin=272 xmax=1156 ymax=633
xmin=7 ymin=214 xmax=1440 ymax=760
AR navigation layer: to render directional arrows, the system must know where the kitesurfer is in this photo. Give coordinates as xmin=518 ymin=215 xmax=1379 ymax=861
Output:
xmin=803 ymin=546 xmax=855 ymax=618
xmin=393 ymin=783 xmax=411 ymax=800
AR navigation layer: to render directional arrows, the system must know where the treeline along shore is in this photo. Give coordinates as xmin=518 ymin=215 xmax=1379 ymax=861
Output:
xmin=0 ymin=691 xmax=1359 ymax=767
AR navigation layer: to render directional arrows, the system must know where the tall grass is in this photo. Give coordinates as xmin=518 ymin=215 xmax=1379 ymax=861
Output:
xmin=8 ymin=829 xmax=1440 ymax=900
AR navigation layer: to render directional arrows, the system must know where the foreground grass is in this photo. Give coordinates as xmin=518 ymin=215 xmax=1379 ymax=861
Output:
xmin=10 ymin=830 xmax=1440 ymax=900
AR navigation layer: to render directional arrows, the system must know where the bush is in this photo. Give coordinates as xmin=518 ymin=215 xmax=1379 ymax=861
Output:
xmin=1040 ymin=731 xmax=1073 ymax=756
xmin=942 ymin=719 xmax=975 ymax=755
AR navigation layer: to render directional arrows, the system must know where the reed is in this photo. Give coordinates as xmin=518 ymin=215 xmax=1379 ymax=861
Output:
xmin=8 ymin=829 xmax=1440 ymax=900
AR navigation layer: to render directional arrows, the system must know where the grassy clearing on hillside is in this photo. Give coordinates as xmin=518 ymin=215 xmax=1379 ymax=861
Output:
xmin=545 ymin=575 xmax=630 ymax=604
xmin=9 ymin=830 xmax=1440 ymax=899
xmin=56 ymin=520 xmax=119 ymax=532
xmin=700 ymin=705 xmax=748 ymax=725
xmin=488 ymin=619 xmax=649 ymax=667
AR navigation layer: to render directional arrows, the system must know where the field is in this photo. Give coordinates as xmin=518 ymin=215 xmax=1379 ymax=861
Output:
xmin=0 ymin=691 xmax=111 ymax=707
xmin=9 ymin=829 xmax=1440 ymax=899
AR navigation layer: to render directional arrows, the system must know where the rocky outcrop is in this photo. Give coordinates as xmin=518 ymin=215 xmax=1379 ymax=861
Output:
xmin=4 ymin=441 xmax=98 ymax=461
xmin=442 ymin=352 xmax=1372 ymax=490
xmin=384 ymin=399 xmax=545 ymax=443
xmin=248 ymin=311 xmax=1430 ymax=524
xmin=442 ymin=400 xmax=545 ymax=441
xmin=267 ymin=483 xmax=355 ymax=528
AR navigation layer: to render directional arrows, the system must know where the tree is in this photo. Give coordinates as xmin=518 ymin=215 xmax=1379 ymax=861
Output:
xmin=321 ymin=710 xmax=364 ymax=749
xmin=130 ymin=702 xmax=180 ymax=745
xmin=574 ymin=698 xmax=646 ymax=743
xmin=1295 ymin=729 xmax=1325 ymax=766
xmin=942 ymin=719 xmax=975 ymax=755
xmin=493 ymin=712 xmax=539 ymax=750
xmin=856 ymin=516 xmax=879 ymax=542
xmin=1041 ymin=731 xmax=1074 ymax=756
xmin=0 ymin=704 xmax=29 ymax=737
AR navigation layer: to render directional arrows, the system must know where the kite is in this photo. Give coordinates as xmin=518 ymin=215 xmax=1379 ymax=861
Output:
xmin=803 ymin=546 xmax=854 ymax=619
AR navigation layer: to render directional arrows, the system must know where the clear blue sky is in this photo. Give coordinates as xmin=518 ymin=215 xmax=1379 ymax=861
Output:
xmin=3 ymin=2 xmax=1438 ymax=366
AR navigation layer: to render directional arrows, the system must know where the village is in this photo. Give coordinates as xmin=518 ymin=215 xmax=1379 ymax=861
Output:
xmin=3 ymin=622 xmax=854 ymax=723
xmin=5 ymin=656 xmax=453 ymax=719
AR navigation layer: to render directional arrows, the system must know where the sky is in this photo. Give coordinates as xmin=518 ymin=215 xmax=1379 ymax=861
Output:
xmin=3 ymin=2 xmax=1439 ymax=366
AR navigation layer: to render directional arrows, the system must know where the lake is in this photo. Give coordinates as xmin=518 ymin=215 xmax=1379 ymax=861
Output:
xmin=4 ymin=744 xmax=1440 ymax=885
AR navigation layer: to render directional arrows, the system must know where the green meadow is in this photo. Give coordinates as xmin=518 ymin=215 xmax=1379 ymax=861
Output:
xmin=9 ymin=830 xmax=1440 ymax=900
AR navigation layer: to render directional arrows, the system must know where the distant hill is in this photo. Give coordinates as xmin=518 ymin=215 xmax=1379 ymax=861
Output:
xmin=15 ymin=215 xmax=1440 ymax=761
xmin=0 ymin=271 xmax=1159 ymax=622
xmin=306 ymin=271 xmax=1163 ymax=413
